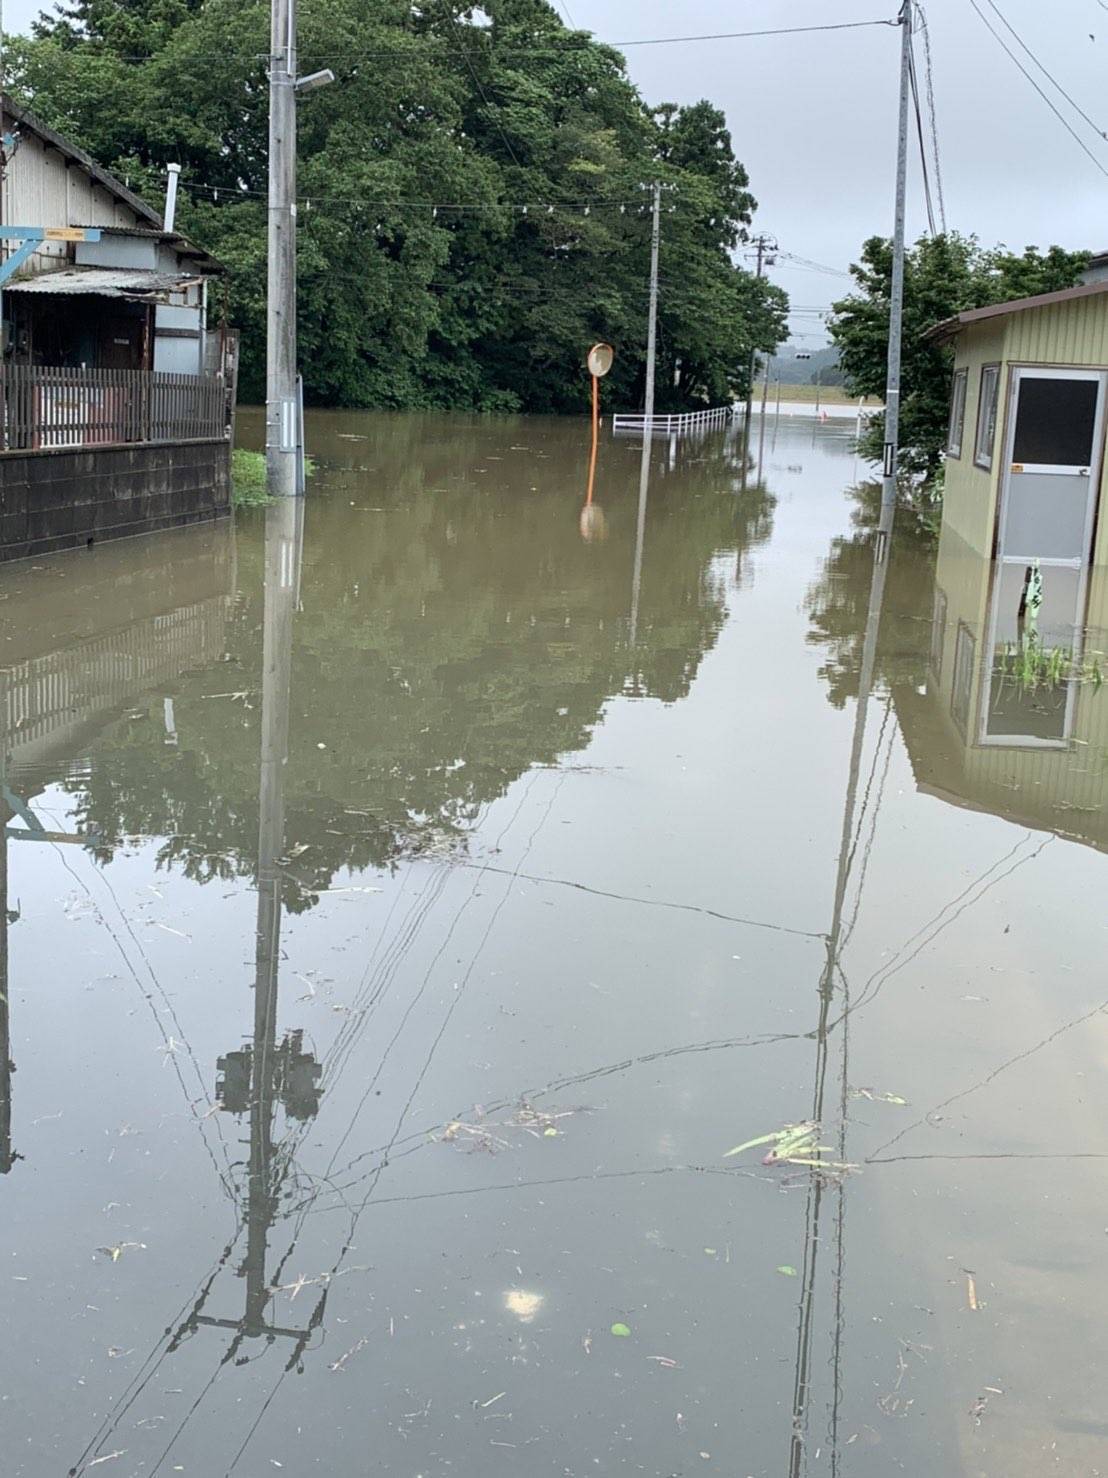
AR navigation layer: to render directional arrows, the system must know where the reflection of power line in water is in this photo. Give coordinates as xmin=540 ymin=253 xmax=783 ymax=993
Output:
xmin=228 ymin=773 xmax=570 ymax=1473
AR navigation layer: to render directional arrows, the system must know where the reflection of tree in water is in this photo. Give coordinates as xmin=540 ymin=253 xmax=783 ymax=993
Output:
xmin=804 ymin=481 xmax=936 ymax=709
xmin=67 ymin=451 xmax=774 ymax=908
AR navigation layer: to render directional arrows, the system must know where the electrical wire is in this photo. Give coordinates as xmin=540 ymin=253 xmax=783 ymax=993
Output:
xmin=981 ymin=0 xmax=1107 ymax=141
xmin=907 ymin=30 xmax=938 ymax=235
xmin=436 ymin=0 xmax=526 ymax=176
xmin=915 ymin=3 xmax=947 ymax=230
xmin=39 ymin=18 xmax=900 ymax=66
xmin=776 ymin=252 xmax=851 ymax=279
xmin=967 ymin=0 xmax=1108 ymax=179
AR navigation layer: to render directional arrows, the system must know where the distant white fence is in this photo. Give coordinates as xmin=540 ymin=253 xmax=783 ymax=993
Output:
xmin=611 ymin=405 xmax=736 ymax=436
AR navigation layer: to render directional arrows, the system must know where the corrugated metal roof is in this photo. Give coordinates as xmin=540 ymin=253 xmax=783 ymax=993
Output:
xmin=5 ymin=267 xmax=202 ymax=299
xmin=923 ymin=280 xmax=1108 ymax=344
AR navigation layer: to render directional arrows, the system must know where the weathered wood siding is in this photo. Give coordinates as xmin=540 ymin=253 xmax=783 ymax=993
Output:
xmin=0 ymin=102 xmax=144 ymax=277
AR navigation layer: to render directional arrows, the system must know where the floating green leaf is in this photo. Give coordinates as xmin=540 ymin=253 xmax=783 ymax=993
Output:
xmin=610 ymin=1322 xmax=632 ymax=1338
xmin=776 ymin=1265 xmax=798 ymax=1278
xmin=723 ymin=1131 xmax=779 ymax=1158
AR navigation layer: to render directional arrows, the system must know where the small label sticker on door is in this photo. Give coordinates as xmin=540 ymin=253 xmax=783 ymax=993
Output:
xmin=1011 ymin=463 xmax=1024 ymax=472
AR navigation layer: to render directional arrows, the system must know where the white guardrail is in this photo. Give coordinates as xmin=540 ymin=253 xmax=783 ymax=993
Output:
xmin=611 ymin=405 xmax=736 ymax=436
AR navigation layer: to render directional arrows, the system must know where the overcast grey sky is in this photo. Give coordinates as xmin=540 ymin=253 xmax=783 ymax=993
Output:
xmin=5 ymin=0 xmax=1106 ymax=342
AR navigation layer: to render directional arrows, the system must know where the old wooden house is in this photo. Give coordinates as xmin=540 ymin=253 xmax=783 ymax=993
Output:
xmin=0 ymin=95 xmax=236 ymax=560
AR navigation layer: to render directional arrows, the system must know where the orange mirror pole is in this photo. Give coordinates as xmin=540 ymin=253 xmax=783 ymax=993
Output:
xmin=580 ymin=344 xmax=614 ymax=540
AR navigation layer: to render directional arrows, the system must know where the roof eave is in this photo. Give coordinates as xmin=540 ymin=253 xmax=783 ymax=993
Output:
xmin=2 ymin=91 xmax=163 ymax=228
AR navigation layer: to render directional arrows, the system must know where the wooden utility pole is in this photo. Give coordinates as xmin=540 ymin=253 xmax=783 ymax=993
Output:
xmin=743 ymin=234 xmax=776 ymax=431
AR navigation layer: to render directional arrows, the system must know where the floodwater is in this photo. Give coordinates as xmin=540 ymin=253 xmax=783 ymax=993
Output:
xmin=1 ymin=410 xmax=1106 ymax=1478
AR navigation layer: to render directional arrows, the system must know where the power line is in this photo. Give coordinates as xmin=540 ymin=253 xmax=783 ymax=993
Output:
xmin=982 ymin=0 xmax=1107 ymax=141
xmin=38 ymin=18 xmax=900 ymax=66
xmin=437 ymin=0 xmax=526 ymax=176
xmin=907 ymin=30 xmax=938 ymax=235
xmin=915 ymin=4 xmax=947 ymax=230
xmin=776 ymin=251 xmax=851 ymax=278
xmin=186 ymin=183 xmax=654 ymax=210
xmin=967 ymin=0 xmax=1108 ymax=179
xmin=606 ymin=19 xmax=900 ymax=49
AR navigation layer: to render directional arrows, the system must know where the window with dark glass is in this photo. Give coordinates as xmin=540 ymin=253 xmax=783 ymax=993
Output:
xmin=1011 ymin=377 xmax=1098 ymax=465
xmin=974 ymin=364 xmax=1000 ymax=470
xmin=946 ymin=369 xmax=967 ymax=457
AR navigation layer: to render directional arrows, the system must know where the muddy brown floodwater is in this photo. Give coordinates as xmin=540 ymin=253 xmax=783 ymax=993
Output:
xmin=1 ymin=409 xmax=1107 ymax=1478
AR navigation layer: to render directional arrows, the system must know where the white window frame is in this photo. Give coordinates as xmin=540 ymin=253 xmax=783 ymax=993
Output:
xmin=946 ymin=368 xmax=967 ymax=458
xmin=974 ymin=363 xmax=1001 ymax=470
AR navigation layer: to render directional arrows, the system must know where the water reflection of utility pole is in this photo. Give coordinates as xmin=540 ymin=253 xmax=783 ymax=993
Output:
xmin=628 ymin=437 xmax=652 ymax=665
xmin=0 ymin=774 xmax=11 ymax=1177
xmin=756 ymin=356 xmax=771 ymax=485
xmin=174 ymin=497 xmax=322 ymax=1362
xmin=786 ymin=534 xmax=892 ymax=1475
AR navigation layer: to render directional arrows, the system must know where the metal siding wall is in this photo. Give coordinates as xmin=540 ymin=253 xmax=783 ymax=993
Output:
xmin=941 ymin=322 xmax=1005 ymax=557
xmin=1006 ymin=300 xmax=1108 ymax=366
xmin=983 ymin=300 xmax=1108 ymax=565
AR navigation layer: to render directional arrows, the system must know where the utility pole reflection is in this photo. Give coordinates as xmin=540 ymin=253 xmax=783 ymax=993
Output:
xmin=786 ymin=530 xmax=892 ymax=1475
xmin=173 ymin=497 xmax=322 ymax=1364
xmin=627 ymin=435 xmax=652 ymax=670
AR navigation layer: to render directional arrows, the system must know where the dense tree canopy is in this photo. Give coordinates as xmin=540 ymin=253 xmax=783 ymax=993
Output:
xmin=829 ymin=233 xmax=1089 ymax=478
xmin=10 ymin=0 xmax=787 ymax=411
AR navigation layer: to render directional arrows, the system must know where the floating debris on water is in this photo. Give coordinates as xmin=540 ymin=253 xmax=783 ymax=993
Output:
xmin=503 ymin=1290 xmax=544 ymax=1323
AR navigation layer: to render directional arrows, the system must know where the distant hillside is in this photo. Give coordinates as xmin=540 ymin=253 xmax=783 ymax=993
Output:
xmin=772 ymin=344 xmax=844 ymax=385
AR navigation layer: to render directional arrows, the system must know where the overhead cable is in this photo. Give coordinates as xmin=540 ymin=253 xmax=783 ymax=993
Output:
xmin=907 ymin=29 xmax=938 ymax=235
xmin=967 ymin=0 xmax=1108 ymax=179
xmin=915 ymin=4 xmax=947 ymax=229
xmin=982 ymin=0 xmax=1107 ymax=141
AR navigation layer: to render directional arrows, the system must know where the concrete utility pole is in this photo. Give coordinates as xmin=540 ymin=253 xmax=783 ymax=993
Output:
xmin=266 ymin=0 xmax=298 ymax=497
xmin=265 ymin=0 xmax=332 ymax=497
xmin=877 ymin=0 xmax=914 ymax=560
xmin=743 ymin=234 xmax=776 ymax=432
xmin=643 ymin=181 xmax=661 ymax=429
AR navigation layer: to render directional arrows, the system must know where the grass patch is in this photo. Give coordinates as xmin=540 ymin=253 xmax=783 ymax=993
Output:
xmin=996 ymin=638 xmax=1104 ymax=693
xmin=232 ymin=448 xmax=316 ymax=507
xmin=231 ymin=449 xmax=271 ymax=507
xmin=765 ymin=383 xmax=881 ymax=406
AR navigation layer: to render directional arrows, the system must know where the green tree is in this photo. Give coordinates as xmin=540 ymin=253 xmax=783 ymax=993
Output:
xmin=829 ymin=233 xmax=1089 ymax=479
xmin=10 ymin=0 xmax=787 ymax=411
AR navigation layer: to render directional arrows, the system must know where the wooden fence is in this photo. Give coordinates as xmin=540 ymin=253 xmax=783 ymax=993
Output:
xmin=0 ymin=366 xmax=228 ymax=452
